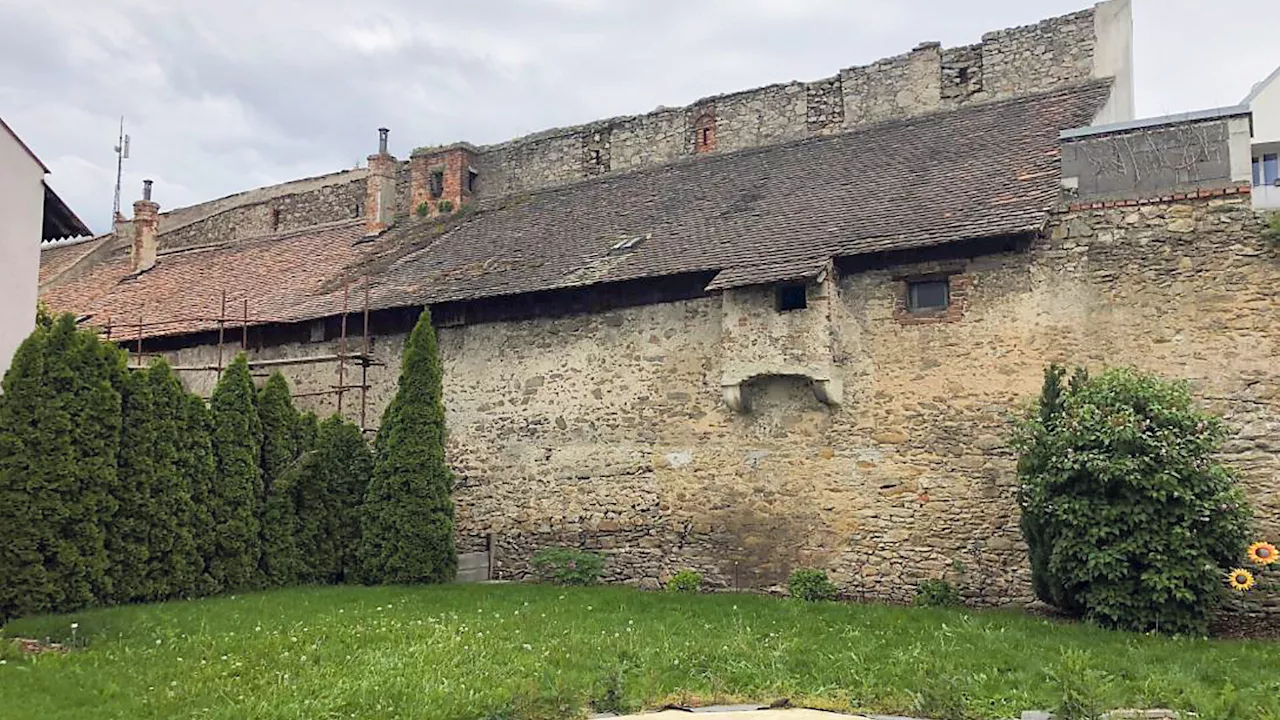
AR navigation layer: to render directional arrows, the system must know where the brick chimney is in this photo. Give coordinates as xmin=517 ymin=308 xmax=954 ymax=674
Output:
xmin=410 ymin=143 xmax=478 ymax=218
xmin=131 ymin=180 xmax=159 ymax=274
xmin=364 ymin=127 xmax=397 ymax=236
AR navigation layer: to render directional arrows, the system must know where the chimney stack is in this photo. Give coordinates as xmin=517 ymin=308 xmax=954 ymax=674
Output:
xmin=365 ymin=127 xmax=397 ymax=236
xmin=131 ymin=179 xmax=159 ymax=274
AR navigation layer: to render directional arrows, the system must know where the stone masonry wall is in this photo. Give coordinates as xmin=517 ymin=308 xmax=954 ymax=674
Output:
xmin=159 ymin=178 xmax=366 ymax=250
xmin=148 ymin=195 xmax=1279 ymax=609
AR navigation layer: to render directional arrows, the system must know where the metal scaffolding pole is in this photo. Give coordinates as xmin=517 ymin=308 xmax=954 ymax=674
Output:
xmin=216 ymin=290 xmax=227 ymax=378
xmin=337 ymin=280 xmax=350 ymax=415
xmin=360 ymin=275 xmax=371 ymax=432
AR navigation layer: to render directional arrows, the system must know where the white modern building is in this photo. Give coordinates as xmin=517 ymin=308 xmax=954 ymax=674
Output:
xmin=0 ymin=118 xmax=90 ymax=380
xmin=1244 ymin=66 xmax=1280 ymax=209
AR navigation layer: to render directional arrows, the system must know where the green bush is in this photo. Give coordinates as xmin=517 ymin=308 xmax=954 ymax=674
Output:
xmin=296 ymin=416 xmax=373 ymax=584
xmin=415 ymin=201 xmax=430 ymax=217
xmin=530 ymin=548 xmax=605 ymax=586
xmin=181 ymin=394 xmax=221 ymax=597
xmin=360 ymin=309 xmax=456 ymax=584
xmin=258 ymin=373 xmax=302 ymax=586
xmin=665 ymin=570 xmax=703 ymax=594
xmin=106 ymin=366 xmax=157 ymax=604
xmin=1013 ymin=365 xmax=1252 ymax=635
xmin=788 ymin=568 xmax=837 ymax=601
xmin=436 ymin=199 xmax=455 ymax=214
xmin=913 ymin=579 xmax=961 ymax=607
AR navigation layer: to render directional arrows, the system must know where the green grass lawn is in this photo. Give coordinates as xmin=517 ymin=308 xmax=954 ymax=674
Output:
xmin=1 ymin=584 xmax=1277 ymax=720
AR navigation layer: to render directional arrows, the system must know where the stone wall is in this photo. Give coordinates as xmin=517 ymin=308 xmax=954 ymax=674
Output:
xmin=159 ymin=177 xmax=366 ymax=250
xmin=144 ymin=194 xmax=1279 ymax=608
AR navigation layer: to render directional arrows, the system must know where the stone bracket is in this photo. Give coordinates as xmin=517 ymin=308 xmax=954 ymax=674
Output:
xmin=720 ymin=371 xmax=843 ymax=414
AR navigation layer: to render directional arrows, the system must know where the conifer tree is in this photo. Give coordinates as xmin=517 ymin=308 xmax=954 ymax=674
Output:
xmin=0 ymin=315 xmax=122 ymax=618
xmin=208 ymin=354 xmax=265 ymax=590
xmin=56 ymin=316 xmax=124 ymax=609
xmin=294 ymin=416 xmax=373 ymax=583
xmin=0 ymin=327 xmax=56 ymax=620
xmin=147 ymin=362 xmax=202 ymax=599
xmin=181 ymin=393 xmax=221 ymax=597
xmin=296 ymin=411 xmax=320 ymax=453
xmin=360 ymin=309 xmax=456 ymax=584
xmin=258 ymin=372 xmax=303 ymax=586
xmin=107 ymin=367 xmax=158 ymax=603
xmin=261 ymin=459 xmax=304 ymax=586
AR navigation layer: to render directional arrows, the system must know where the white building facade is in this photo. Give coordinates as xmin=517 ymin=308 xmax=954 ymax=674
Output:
xmin=0 ymin=119 xmax=89 ymax=380
xmin=1244 ymin=66 xmax=1280 ymax=209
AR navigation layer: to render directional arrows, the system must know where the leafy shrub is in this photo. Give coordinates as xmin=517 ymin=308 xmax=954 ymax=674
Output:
xmin=914 ymin=579 xmax=961 ymax=607
xmin=665 ymin=570 xmax=703 ymax=594
xmin=437 ymin=199 xmax=455 ymax=214
xmin=1013 ymin=365 xmax=1252 ymax=635
xmin=415 ymin=201 xmax=429 ymax=217
xmin=1262 ymin=212 xmax=1280 ymax=245
xmin=530 ymin=548 xmax=604 ymax=586
xmin=788 ymin=568 xmax=837 ymax=601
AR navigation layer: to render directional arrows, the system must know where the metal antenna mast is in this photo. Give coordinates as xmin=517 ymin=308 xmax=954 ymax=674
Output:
xmin=112 ymin=117 xmax=130 ymax=222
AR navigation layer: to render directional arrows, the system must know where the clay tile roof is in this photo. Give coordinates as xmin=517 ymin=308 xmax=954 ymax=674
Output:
xmin=366 ymin=81 xmax=1111 ymax=310
xmin=41 ymin=81 xmax=1110 ymax=340
xmin=41 ymin=220 xmax=368 ymax=339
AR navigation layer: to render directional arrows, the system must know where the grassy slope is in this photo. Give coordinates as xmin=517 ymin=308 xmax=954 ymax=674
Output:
xmin=1 ymin=584 xmax=1277 ymax=720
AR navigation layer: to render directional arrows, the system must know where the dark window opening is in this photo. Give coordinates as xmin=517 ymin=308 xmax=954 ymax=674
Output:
xmin=1264 ymin=154 xmax=1279 ymax=186
xmin=958 ymin=67 xmax=971 ymax=85
xmin=466 ymin=168 xmax=478 ymax=194
xmin=776 ymin=284 xmax=808 ymax=312
xmin=908 ymin=280 xmax=950 ymax=312
xmin=269 ymin=207 xmax=281 ymax=232
xmin=701 ymin=128 xmax=711 ymax=145
xmin=429 ymin=170 xmax=444 ymax=199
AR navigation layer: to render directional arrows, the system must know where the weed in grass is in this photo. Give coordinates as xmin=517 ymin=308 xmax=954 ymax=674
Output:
xmin=1050 ymin=649 xmax=1113 ymax=720
xmin=910 ymin=675 xmax=972 ymax=720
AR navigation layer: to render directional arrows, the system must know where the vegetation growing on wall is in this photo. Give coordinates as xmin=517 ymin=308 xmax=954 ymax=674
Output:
xmin=360 ymin=308 xmax=457 ymax=585
xmin=1013 ymin=365 xmax=1252 ymax=635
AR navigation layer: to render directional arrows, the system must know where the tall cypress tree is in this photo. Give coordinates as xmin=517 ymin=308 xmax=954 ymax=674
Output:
xmin=147 ymin=362 xmax=202 ymax=599
xmin=258 ymin=372 xmax=302 ymax=586
xmin=108 ymin=367 xmax=157 ymax=604
xmin=359 ymin=309 xmax=456 ymax=584
xmin=52 ymin=316 xmax=123 ymax=610
xmin=295 ymin=416 xmax=373 ymax=584
xmin=0 ymin=327 xmax=56 ymax=620
xmin=181 ymin=394 xmax=221 ymax=597
xmin=296 ymin=411 xmax=320 ymax=453
xmin=0 ymin=315 xmax=122 ymax=619
xmin=208 ymin=354 xmax=264 ymax=591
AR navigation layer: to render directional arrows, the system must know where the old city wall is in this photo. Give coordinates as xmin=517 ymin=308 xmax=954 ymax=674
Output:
xmin=152 ymin=194 xmax=1279 ymax=607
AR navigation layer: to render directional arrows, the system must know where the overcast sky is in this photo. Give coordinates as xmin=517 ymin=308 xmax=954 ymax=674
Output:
xmin=4 ymin=0 xmax=1277 ymax=235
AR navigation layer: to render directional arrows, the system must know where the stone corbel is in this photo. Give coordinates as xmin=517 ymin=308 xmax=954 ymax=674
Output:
xmin=720 ymin=371 xmax=842 ymax=414
xmin=722 ymin=383 xmax=749 ymax=413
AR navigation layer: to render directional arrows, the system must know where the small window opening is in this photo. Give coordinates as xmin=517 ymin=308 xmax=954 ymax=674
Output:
xmin=269 ymin=207 xmax=281 ymax=232
xmin=429 ymin=170 xmax=444 ymax=199
xmin=957 ymin=66 xmax=971 ymax=85
xmin=908 ymin=280 xmax=950 ymax=312
xmin=776 ymin=284 xmax=808 ymax=312
xmin=466 ymin=168 xmax=478 ymax=194
xmin=590 ymin=149 xmax=601 ymax=164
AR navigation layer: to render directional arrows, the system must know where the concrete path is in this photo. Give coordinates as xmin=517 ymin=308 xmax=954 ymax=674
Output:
xmin=609 ymin=710 xmax=873 ymax=719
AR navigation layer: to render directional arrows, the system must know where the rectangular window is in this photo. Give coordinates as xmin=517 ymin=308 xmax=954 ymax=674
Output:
xmin=776 ymin=284 xmax=808 ymax=312
xmin=1255 ymin=157 xmax=1263 ymax=187
xmin=908 ymin=280 xmax=950 ymax=312
xmin=467 ymin=169 xmax=478 ymax=194
xmin=1265 ymin=154 xmax=1279 ymax=186
xmin=429 ymin=170 xmax=444 ymax=199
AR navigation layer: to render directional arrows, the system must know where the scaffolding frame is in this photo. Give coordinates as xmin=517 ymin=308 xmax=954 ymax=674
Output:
xmin=113 ymin=275 xmax=382 ymax=431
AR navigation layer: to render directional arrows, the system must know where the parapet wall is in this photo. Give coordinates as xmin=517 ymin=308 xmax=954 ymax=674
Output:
xmin=424 ymin=1 xmax=1129 ymax=202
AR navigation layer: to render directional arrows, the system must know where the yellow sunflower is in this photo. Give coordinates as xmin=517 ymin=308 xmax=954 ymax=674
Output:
xmin=1226 ymin=568 xmax=1256 ymax=592
xmin=1247 ymin=541 xmax=1278 ymax=566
